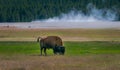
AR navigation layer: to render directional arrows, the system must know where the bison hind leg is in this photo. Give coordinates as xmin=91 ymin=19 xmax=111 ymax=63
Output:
xmin=40 ymin=47 xmax=43 ymax=56
xmin=43 ymin=48 xmax=47 ymax=56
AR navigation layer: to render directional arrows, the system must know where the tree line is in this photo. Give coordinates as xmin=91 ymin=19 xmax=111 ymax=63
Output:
xmin=0 ymin=0 xmax=120 ymax=22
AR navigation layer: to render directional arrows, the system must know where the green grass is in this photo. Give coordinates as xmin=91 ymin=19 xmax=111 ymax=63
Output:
xmin=0 ymin=41 xmax=120 ymax=56
xmin=65 ymin=41 xmax=120 ymax=55
xmin=0 ymin=41 xmax=40 ymax=55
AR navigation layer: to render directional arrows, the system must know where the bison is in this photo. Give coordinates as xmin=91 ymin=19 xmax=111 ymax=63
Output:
xmin=37 ymin=36 xmax=65 ymax=55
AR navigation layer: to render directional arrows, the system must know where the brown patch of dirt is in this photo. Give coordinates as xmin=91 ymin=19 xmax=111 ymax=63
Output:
xmin=0 ymin=26 xmax=18 ymax=30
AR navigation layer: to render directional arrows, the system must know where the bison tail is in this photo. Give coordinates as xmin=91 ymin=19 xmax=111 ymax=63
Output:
xmin=37 ymin=37 xmax=42 ymax=42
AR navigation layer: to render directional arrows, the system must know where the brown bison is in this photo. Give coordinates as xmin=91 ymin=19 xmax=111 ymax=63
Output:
xmin=37 ymin=36 xmax=65 ymax=55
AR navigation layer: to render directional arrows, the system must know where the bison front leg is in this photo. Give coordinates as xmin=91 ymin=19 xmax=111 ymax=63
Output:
xmin=53 ymin=47 xmax=57 ymax=55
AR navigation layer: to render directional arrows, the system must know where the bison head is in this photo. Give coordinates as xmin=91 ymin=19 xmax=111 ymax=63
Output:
xmin=53 ymin=46 xmax=65 ymax=55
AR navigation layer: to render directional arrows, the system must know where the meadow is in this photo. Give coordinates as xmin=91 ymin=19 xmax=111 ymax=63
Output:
xmin=0 ymin=41 xmax=120 ymax=70
xmin=0 ymin=28 xmax=120 ymax=41
xmin=0 ymin=28 xmax=120 ymax=70
xmin=0 ymin=41 xmax=120 ymax=56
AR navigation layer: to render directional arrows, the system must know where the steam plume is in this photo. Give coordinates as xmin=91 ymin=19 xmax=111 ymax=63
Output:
xmin=38 ymin=4 xmax=118 ymax=22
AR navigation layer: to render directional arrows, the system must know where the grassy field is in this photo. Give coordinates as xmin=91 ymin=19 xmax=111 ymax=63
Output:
xmin=0 ymin=41 xmax=120 ymax=70
xmin=0 ymin=28 xmax=120 ymax=41
xmin=0 ymin=28 xmax=120 ymax=70
xmin=0 ymin=41 xmax=120 ymax=55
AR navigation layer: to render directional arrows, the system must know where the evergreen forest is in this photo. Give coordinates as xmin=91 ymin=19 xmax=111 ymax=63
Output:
xmin=0 ymin=0 xmax=120 ymax=22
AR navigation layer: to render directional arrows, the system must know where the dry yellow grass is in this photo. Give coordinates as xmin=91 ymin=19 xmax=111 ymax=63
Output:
xmin=0 ymin=28 xmax=120 ymax=41
xmin=0 ymin=54 xmax=120 ymax=70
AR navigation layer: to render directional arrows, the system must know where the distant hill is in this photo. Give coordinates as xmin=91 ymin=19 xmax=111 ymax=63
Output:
xmin=0 ymin=0 xmax=120 ymax=22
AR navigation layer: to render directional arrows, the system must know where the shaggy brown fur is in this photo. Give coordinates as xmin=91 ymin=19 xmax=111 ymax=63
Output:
xmin=37 ymin=36 xmax=63 ymax=55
